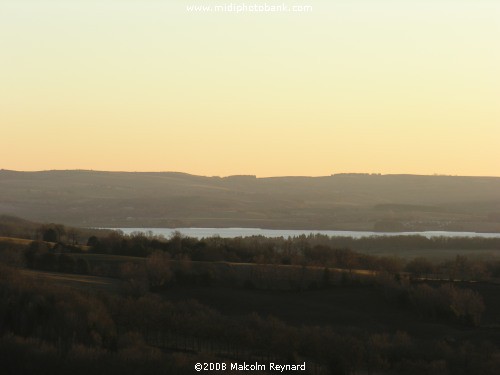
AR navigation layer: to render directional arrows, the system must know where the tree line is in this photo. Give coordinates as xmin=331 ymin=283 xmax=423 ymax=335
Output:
xmin=83 ymin=231 xmax=500 ymax=282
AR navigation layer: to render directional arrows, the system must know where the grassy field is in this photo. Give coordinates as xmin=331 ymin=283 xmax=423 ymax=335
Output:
xmin=74 ymin=253 xmax=144 ymax=263
xmin=0 ymin=236 xmax=91 ymax=251
xmin=0 ymin=236 xmax=33 ymax=246
xmin=18 ymin=269 xmax=121 ymax=293
xmin=363 ymin=247 xmax=500 ymax=262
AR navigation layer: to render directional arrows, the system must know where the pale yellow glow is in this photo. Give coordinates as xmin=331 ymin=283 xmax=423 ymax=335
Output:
xmin=1 ymin=0 xmax=499 ymax=177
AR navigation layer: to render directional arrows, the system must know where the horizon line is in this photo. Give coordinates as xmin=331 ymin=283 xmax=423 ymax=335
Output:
xmin=1 ymin=169 xmax=500 ymax=179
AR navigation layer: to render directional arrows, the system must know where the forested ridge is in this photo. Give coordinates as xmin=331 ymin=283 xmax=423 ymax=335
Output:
xmin=1 ymin=170 xmax=500 ymax=231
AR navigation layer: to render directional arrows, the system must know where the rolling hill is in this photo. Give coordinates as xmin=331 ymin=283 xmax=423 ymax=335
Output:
xmin=1 ymin=170 xmax=500 ymax=231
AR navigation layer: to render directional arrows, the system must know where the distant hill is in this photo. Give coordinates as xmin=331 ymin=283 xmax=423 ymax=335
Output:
xmin=1 ymin=170 xmax=500 ymax=232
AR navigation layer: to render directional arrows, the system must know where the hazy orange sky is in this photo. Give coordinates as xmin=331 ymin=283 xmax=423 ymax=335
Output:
xmin=1 ymin=0 xmax=499 ymax=177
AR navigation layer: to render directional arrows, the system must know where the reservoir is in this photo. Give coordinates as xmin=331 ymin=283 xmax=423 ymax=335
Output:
xmin=110 ymin=228 xmax=500 ymax=239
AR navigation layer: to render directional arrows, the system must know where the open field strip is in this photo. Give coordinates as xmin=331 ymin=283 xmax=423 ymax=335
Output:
xmin=18 ymin=269 xmax=121 ymax=293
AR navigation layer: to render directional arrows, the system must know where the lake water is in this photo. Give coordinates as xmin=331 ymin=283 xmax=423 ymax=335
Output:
xmin=110 ymin=228 xmax=500 ymax=239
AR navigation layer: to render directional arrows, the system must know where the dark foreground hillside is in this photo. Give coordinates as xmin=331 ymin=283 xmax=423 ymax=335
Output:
xmin=2 ymin=230 xmax=500 ymax=375
xmin=1 ymin=170 xmax=500 ymax=231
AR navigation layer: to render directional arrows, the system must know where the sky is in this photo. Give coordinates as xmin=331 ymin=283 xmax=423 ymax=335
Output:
xmin=1 ymin=0 xmax=499 ymax=177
